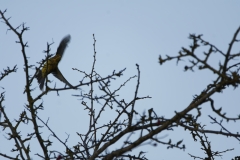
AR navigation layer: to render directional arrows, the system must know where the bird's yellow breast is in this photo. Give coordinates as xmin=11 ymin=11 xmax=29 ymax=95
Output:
xmin=41 ymin=55 xmax=61 ymax=77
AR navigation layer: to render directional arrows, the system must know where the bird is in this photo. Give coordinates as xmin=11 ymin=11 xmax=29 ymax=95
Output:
xmin=36 ymin=35 xmax=74 ymax=90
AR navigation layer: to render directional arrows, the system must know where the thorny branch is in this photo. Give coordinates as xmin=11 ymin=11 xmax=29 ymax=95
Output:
xmin=159 ymin=26 xmax=240 ymax=159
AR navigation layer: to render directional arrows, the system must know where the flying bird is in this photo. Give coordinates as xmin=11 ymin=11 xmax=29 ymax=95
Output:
xmin=36 ymin=35 xmax=74 ymax=90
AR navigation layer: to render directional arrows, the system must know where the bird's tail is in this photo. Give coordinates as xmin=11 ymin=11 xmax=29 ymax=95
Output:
xmin=36 ymin=70 xmax=45 ymax=90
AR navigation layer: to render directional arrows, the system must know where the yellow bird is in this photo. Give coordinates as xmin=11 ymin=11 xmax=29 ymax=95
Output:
xmin=36 ymin=35 xmax=74 ymax=90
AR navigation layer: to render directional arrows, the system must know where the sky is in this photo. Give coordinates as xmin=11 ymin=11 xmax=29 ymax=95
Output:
xmin=0 ymin=1 xmax=240 ymax=160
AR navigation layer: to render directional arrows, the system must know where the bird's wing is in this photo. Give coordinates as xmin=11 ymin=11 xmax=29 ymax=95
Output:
xmin=52 ymin=68 xmax=74 ymax=88
xmin=56 ymin=35 xmax=71 ymax=57
xmin=36 ymin=70 xmax=45 ymax=90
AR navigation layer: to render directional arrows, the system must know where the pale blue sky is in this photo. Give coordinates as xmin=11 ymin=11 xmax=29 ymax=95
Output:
xmin=1 ymin=1 xmax=240 ymax=160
